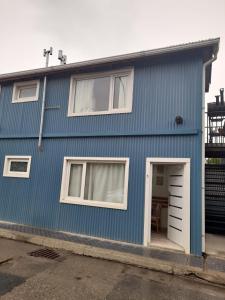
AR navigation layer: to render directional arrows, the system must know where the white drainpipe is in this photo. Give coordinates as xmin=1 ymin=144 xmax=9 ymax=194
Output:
xmin=38 ymin=75 xmax=47 ymax=151
xmin=38 ymin=48 xmax=52 ymax=151
xmin=201 ymin=49 xmax=218 ymax=253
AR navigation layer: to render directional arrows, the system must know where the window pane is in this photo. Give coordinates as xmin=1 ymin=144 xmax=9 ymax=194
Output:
xmin=74 ymin=77 xmax=110 ymax=113
xmin=19 ymin=85 xmax=37 ymax=98
xmin=10 ymin=161 xmax=28 ymax=172
xmin=84 ymin=162 xmax=125 ymax=203
xmin=113 ymin=76 xmax=128 ymax=109
xmin=68 ymin=164 xmax=83 ymax=197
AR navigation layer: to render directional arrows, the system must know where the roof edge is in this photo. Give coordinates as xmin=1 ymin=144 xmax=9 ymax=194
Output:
xmin=0 ymin=38 xmax=220 ymax=82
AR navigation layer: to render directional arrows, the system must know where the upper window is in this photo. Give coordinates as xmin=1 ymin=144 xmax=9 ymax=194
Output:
xmin=60 ymin=157 xmax=129 ymax=209
xmin=3 ymin=156 xmax=32 ymax=178
xmin=68 ymin=69 xmax=134 ymax=116
xmin=12 ymin=80 xmax=40 ymax=103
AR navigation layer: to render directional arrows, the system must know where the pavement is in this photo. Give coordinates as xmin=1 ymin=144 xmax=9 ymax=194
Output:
xmin=0 ymin=238 xmax=225 ymax=300
xmin=1 ymin=222 xmax=225 ymax=286
xmin=0 ymin=221 xmax=225 ymax=286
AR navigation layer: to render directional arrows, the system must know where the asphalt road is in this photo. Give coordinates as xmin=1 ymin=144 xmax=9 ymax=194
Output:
xmin=0 ymin=238 xmax=225 ymax=300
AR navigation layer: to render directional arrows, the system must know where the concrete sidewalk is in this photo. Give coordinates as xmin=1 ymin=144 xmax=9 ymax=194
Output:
xmin=0 ymin=221 xmax=225 ymax=286
xmin=1 ymin=238 xmax=225 ymax=300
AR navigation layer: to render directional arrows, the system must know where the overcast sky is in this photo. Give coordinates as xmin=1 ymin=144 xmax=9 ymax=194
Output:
xmin=0 ymin=0 xmax=224 ymax=102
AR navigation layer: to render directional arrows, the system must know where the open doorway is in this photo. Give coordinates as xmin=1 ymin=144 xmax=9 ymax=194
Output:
xmin=144 ymin=158 xmax=190 ymax=254
xmin=151 ymin=164 xmax=183 ymax=251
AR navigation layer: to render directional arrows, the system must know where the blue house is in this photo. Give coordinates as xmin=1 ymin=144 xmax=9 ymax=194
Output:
xmin=0 ymin=38 xmax=219 ymax=256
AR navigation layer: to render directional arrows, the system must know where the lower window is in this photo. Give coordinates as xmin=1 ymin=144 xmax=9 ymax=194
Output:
xmin=60 ymin=157 xmax=129 ymax=209
xmin=3 ymin=156 xmax=32 ymax=178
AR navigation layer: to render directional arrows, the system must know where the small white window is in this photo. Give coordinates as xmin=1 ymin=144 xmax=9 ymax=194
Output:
xmin=68 ymin=69 xmax=134 ymax=117
xmin=12 ymin=80 xmax=40 ymax=103
xmin=60 ymin=157 xmax=129 ymax=210
xmin=3 ymin=156 xmax=32 ymax=178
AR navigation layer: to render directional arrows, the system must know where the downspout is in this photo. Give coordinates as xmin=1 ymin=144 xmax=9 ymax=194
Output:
xmin=38 ymin=75 xmax=47 ymax=151
xmin=38 ymin=47 xmax=52 ymax=151
xmin=201 ymin=49 xmax=218 ymax=253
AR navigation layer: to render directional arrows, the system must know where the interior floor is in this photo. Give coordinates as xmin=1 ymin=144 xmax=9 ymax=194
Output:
xmin=206 ymin=233 xmax=225 ymax=257
xmin=151 ymin=231 xmax=183 ymax=252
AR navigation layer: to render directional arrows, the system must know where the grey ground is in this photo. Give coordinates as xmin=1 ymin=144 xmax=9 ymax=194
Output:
xmin=0 ymin=238 xmax=224 ymax=300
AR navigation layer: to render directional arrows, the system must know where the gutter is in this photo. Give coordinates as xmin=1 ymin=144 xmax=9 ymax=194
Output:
xmin=0 ymin=38 xmax=220 ymax=83
xmin=201 ymin=46 xmax=219 ymax=253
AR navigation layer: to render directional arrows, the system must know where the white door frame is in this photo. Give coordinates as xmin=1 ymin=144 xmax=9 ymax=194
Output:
xmin=144 ymin=157 xmax=191 ymax=254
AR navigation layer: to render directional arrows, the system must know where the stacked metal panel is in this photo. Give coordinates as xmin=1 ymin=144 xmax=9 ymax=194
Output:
xmin=205 ymin=164 xmax=225 ymax=234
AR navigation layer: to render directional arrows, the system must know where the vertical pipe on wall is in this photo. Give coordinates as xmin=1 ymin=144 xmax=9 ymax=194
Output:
xmin=38 ymin=48 xmax=52 ymax=151
xmin=201 ymin=49 xmax=218 ymax=253
xmin=38 ymin=75 xmax=47 ymax=151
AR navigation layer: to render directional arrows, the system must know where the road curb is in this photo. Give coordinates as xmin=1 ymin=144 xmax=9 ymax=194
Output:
xmin=0 ymin=228 xmax=225 ymax=286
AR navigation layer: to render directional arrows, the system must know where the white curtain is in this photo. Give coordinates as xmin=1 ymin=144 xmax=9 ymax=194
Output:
xmin=118 ymin=77 xmax=127 ymax=108
xmin=84 ymin=163 xmax=125 ymax=203
xmin=68 ymin=164 xmax=83 ymax=197
xmin=113 ymin=76 xmax=127 ymax=109
xmin=74 ymin=79 xmax=95 ymax=113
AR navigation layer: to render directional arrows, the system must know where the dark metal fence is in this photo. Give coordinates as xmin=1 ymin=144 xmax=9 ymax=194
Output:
xmin=205 ymin=164 xmax=225 ymax=235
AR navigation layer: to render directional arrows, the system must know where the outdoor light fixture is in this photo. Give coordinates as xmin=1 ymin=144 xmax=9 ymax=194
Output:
xmin=175 ymin=115 xmax=183 ymax=125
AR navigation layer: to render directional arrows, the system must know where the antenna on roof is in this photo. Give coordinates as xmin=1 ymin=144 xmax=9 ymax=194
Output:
xmin=58 ymin=50 xmax=67 ymax=65
xmin=43 ymin=47 xmax=53 ymax=67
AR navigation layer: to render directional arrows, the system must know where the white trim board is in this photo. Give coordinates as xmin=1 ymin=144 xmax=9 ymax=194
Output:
xmin=144 ymin=157 xmax=190 ymax=254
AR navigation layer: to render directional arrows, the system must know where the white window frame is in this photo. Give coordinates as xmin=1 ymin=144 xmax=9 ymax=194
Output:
xmin=3 ymin=155 xmax=32 ymax=178
xmin=60 ymin=157 xmax=129 ymax=210
xmin=67 ymin=68 xmax=134 ymax=117
xmin=12 ymin=80 xmax=40 ymax=103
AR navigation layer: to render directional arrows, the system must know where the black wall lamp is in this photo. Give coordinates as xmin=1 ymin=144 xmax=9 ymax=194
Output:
xmin=175 ymin=115 xmax=183 ymax=125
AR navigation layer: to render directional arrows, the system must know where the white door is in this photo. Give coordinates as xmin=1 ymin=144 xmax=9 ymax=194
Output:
xmin=167 ymin=165 xmax=185 ymax=248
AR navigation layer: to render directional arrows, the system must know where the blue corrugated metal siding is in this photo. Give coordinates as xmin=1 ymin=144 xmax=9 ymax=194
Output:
xmin=0 ymin=135 xmax=201 ymax=254
xmin=0 ymin=55 xmax=202 ymax=137
xmin=45 ymin=56 xmax=202 ymax=135
xmin=0 ymin=81 xmax=43 ymax=136
xmin=0 ymin=53 xmax=203 ymax=255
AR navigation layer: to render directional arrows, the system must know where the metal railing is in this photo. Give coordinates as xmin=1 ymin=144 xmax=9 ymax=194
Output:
xmin=206 ymin=111 xmax=225 ymax=144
